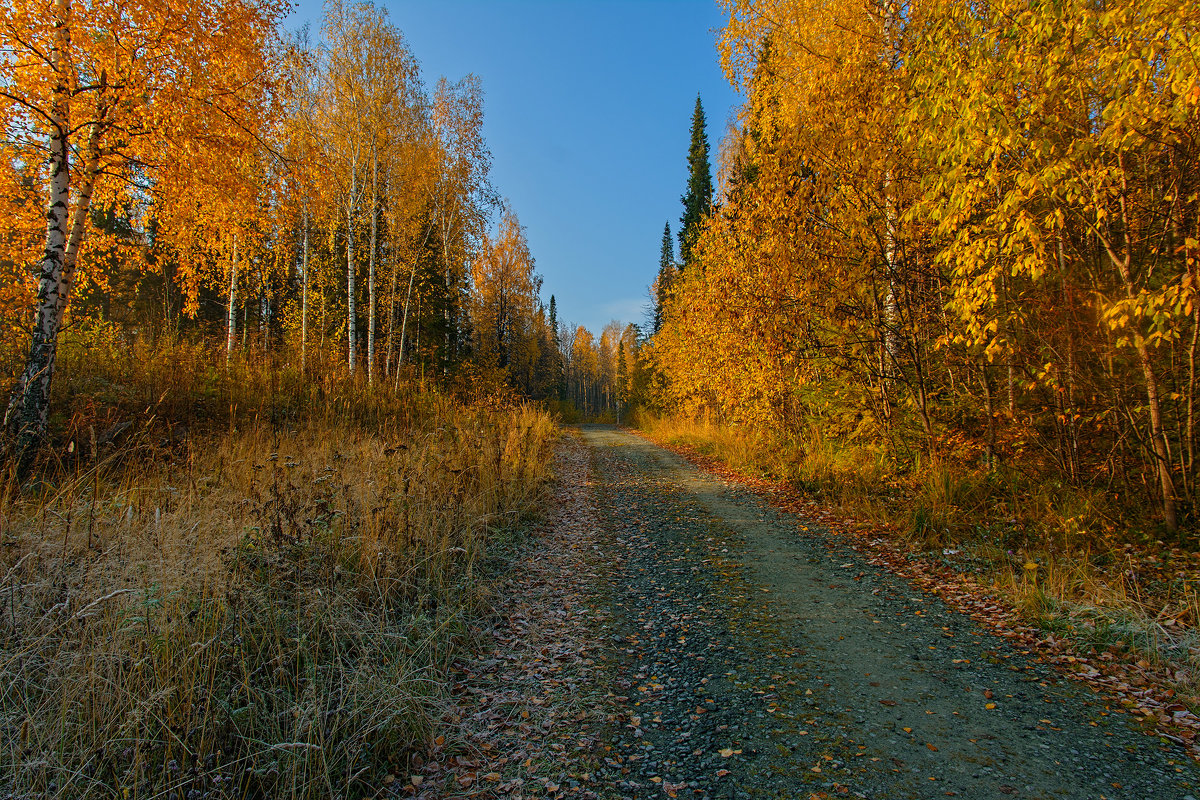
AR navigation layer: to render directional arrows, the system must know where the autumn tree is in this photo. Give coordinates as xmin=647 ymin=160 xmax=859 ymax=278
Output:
xmin=394 ymin=75 xmax=491 ymax=378
xmin=0 ymin=0 xmax=287 ymax=466
xmin=571 ymin=326 xmax=599 ymax=414
xmin=317 ymin=0 xmax=417 ymax=377
xmin=471 ymin=204 xmax=539 ymax=380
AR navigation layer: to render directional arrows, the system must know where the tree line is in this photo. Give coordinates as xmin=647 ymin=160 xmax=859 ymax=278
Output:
xmin=0 ymin=0 xmax=565 ymax=468
xmin=650 ymin=0 xmax=1200 ymax=534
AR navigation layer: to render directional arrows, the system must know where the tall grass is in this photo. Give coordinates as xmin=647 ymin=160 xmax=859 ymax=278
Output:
xmin=1 ymin=328 xmax=557 ymax=799
xmin=632 ymin=411 xmax=1118 ymax=552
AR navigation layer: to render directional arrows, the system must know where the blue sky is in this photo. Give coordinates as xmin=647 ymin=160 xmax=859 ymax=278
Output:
xmin=286 ymin=0 xmax=741 ymax=336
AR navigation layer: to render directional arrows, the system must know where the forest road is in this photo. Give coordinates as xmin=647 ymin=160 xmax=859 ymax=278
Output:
xmin=578 ymin=424 xmax=1199 ymax=800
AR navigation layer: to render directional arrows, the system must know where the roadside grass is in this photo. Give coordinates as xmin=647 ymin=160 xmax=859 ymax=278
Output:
xmin=0 ymin=330 xmax=557 ymax=799
xmin=632 ymin=411 xmax=1200 ymax=709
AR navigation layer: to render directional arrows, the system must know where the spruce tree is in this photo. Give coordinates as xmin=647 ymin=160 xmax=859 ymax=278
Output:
xmin=654 ymin=222 xmax=675 ymax=335
xmin=679 ymin=95 xmax=713 ymax=271
xmin=548 ymin=294 xmax=564 ymax=399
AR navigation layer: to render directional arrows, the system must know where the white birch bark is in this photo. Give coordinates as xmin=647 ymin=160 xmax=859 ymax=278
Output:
xmin=226 ymin=235 xmax=239 ymax=363
xmin=399 ymin=217 xmax=439 ymax=369
xmin=258 ymin=264 xmax=268 ymax=355
xmin=56 ymin=77 xmax=107 ymax=331
xmin=346 ymin=161 xmax=358 ymax=375
xmin=5 ymin=0 xmax=73 ymax=463
xmin=367 ymin=145 xmax=378 ymax=385
xmin=398 ymin=256 xmax=417 ymax=367
xmin=300 ymin=206 xmax=309 ymax=371
xmin=882 ymin=170 xmax=900 ymax=377
xmin=384 ymin=220 xmax=398 ymax=377
xmin=414 ymin=291 xmax=422 ymax=366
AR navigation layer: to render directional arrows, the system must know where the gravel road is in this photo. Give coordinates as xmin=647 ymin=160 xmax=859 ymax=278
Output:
xmin=579 ymin=424 xmax=1200 ymax=800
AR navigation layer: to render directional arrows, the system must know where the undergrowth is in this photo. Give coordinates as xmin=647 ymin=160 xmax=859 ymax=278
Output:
xmin=632 ymin=411 xmax=1200 ymax=707
xmin=0 ymin=329 xmax=557 ymax=799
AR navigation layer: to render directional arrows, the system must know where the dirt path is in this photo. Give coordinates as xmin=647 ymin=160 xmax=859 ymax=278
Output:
xmin=421 ymin=426 xmax=1199 ymax=800
xmin=579 ymin=425 xmax=1198 ymax=799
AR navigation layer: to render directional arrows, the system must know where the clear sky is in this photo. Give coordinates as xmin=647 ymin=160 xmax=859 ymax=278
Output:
xmin=286 ymin=0 xmax=741 ymax=336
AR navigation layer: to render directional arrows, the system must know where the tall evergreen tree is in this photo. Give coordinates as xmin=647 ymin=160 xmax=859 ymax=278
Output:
xmin=679 ymin=95 xmax=713 ymax=271
xmin=654 ymin=222 xmax=675 ymax=334
xmin=548 ymin=294 xmax=564 ymax=398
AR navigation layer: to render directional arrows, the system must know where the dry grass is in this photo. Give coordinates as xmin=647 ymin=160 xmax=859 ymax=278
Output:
xmin=0 ymin=331 xmax=557 ymax=799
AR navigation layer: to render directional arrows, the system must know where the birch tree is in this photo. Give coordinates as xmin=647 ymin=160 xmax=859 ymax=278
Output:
xmin=0 ymin=0 xmax=285 ymax=467
xmin=471 ymin=204 xmax=537 ymax=372
xmin=424 ymin=75 xmax=491 ymax=369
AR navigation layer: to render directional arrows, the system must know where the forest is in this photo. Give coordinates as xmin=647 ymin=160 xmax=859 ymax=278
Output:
xmin=649 ymin=0 xmax=1200 ymax=547
xmin=3 ymin=0 xmax=1200 ymax=796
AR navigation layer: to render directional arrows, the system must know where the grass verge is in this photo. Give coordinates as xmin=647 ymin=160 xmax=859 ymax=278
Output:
xmin=632 ymin=411 xmax=1200 ymax=714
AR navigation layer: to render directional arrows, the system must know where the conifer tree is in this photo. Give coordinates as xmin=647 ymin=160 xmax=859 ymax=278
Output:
xmin=548 ymin=294 xmax=563 ymax=398
xmin=654 ymin=222 xmax=675 ymax=334
xmin=679 ymin=95 xmax=712 ymax=271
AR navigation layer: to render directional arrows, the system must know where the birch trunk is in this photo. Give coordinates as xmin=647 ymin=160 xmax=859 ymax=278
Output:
xmin=258 ymin=265 xmax=268 ymax=355
xmin=398 ymin=256 xmax=417 ymax=367
xmin=1101 ymin=158 xmax=1177 ymax=531
xmin=1189 ymin=282 xmax=1198 ymax=480
xmin=226 ymin=235 xmax=239 ymax=363
xmin=346 ymin=164 xmax=358 ymax=375
xmin=397 ymin=221 xmax=435 ymax=372
xmin=300 ymin=207 xmax=309 ymax=371
xmin=56 ymin=76 xmax=107 ymax=332
xmin=384 ymin=226 xmax=398 ymax=377
xmin=882 ymin=171 xmax=901 ymax=378
xmin=1187 ymin=221 xmax=1199 ymax=488
xmin=4 ymin=0 xmax=72 ymax=466
xmin=438 ymin=205 xmax=459 ymax=372
xmin=367 ymin=146 xmax=378 ymax=385
xmin=414 ymin=291 xmax=421 ymax=363
xmin=1133 ymin=334 xmax=1178 ymax=531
